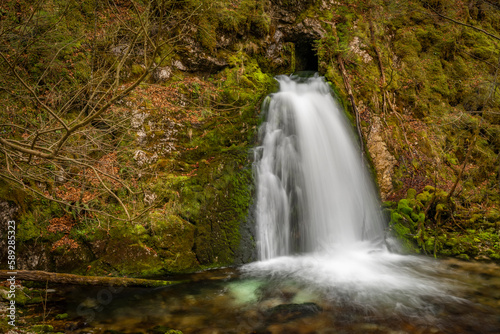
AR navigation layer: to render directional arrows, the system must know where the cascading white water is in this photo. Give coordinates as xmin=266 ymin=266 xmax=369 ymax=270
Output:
xmin=254 ymin=75 xmax=386 ymax=260
xmin=245 ymin=75 xmax=457 ymax=314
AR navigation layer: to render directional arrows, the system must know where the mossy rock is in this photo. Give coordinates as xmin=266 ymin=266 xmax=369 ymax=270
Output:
xmin=0 ymin=287 xmax=10 ymax=302
xmin=149 ymin=213 xmax=199 ymax=273
xmin=131 ymin=64 xmax=145 ymax=76
xmin=149 ymin=325 xmax=184 ymax=334
xmin=87 ymin=236 xmax=164 ymax=277
xmin=0 ymin=179 xmax=26 ymax=209
xmin=190 ymin=158 xmax=253 ymax=266
xmin=31 ymin=324 xmax=54 ymax=333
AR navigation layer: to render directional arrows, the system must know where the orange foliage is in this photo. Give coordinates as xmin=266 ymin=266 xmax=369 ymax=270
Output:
xmin=51 ymin=235 xmax=79 ymax=251
xmin=47 ymin=216 xmax=75 ymax=233
xmin=47 ymin=152 xmax=123 ymax=204
xmin=81 ymin=152 xmax=122 ymax=188
xmin=132 ymin=77 xmax=222 ymax=124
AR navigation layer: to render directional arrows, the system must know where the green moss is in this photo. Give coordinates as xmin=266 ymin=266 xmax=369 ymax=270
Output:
xmin=85 ymin=233 xmax=165 ymax=277
xmin=149 ymin=213 xmax=198 ymax=273
xmin=13 ymin=287 xmax=31 ymax=305
xmin=390 ymin=219 xmax=420 ymax=254
xmin=176 ymin=150 xmax=254 ymax=266
xmin=390 ymin=185 xmax=500 ymax=260
xmin=0 ymin=317 xmax=10 ymax=333
xmin=31 ymin=324 xmax=54 ymax=333
xmin=131 ymin=64 xmax=145 ymax=76
xmin=406 ymin=188 xmax=417 ymax=200
xmin=16 ymin=212 xmax=43 ymax=241
xmin=15 ymin=198 xmax=65 ymax=243
xmin=0 ymin=179 xmax=26 ymax=206
xmin=250 ymin=12 xmax=271 ymax=37
xmin=197 ymin=17 xmax=217 ymax=52
xmin=485 ymin=209 xmax=500 ymax=222
xmin=394 ymin=29 xmax=422 ymax=58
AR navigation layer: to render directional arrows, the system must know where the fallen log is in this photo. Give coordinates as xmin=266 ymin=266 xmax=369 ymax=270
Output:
xmin=0 ymin=270 xmax=179 ymax=287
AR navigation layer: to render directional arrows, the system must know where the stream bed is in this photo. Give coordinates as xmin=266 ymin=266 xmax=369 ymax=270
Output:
xmin=25 ymin=252 xmax=500 ymax=334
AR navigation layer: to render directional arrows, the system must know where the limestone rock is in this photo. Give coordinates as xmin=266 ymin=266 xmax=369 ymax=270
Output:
xmin=175 ymin=34 xmax=228 ymax=73
xmin=367 ymin=117 xmax=396 ymax=200
xmin=181 ymin=53 xmax=228 ymax=73
xmin=134 ymin=150 xmax=158 ymax=166
xmin=153 ymin=66 xmax=172 ymax=82
xmin=349 ymin=36 xmax=373 ymax=63
xmin=172 ymin=59 xmax=187 ymax=71
xmin=144 ymin=191 xmax=157 ymax=206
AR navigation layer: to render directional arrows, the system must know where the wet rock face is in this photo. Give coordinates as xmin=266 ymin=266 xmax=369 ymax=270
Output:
xmin=234 ymin=198 xmax=257 ymax=265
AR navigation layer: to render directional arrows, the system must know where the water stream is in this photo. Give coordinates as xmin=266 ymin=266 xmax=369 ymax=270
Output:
xmin=34 ymin=75 xmax=500 ymax=333
xmin=53 ymin=259 xmax=500 ymax=333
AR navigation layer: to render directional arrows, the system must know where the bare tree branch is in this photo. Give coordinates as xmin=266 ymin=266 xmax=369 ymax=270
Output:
xmin=0 ymin=0 xmax=193 ymax=223
xmin=0 ymin=52 xmax=69 ymax=132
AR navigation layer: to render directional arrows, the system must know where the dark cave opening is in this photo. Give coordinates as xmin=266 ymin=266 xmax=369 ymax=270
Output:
xmin=294 ymin=38 xmax=318 ymax=72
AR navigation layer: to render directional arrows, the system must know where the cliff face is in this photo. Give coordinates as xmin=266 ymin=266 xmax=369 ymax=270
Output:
xmin=1 ymin=0 xmax=499 ymax=275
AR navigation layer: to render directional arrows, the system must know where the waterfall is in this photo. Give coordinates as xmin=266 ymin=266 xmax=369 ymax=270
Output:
xmin=254 ymin=75 xmax=386 ymax=260
xmin=246 ymin=82 xmax=454 ymax=317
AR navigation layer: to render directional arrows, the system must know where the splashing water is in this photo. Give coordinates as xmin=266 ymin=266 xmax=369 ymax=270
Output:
xmin=253 ymin=74 xmax=385 ymax=260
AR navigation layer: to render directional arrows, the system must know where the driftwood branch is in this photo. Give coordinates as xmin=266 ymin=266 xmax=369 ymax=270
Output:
xmin=0 ymin=270 xmax=179 ymax=288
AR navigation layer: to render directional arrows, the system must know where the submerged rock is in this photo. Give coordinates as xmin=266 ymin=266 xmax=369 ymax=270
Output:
xmin=265 ymin=302 xmax=322 ymax=323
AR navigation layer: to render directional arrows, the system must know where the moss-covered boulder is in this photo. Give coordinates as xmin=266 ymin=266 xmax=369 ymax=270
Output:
xmin=150 ymin=213 xmax=198 ymax=272
xmin=88 ymin=236 xmax=164 ymax=277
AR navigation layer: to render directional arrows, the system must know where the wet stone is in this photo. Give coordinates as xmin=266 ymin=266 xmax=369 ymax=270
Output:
xmin=265 ymin=302 xmax=322 ymax=324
